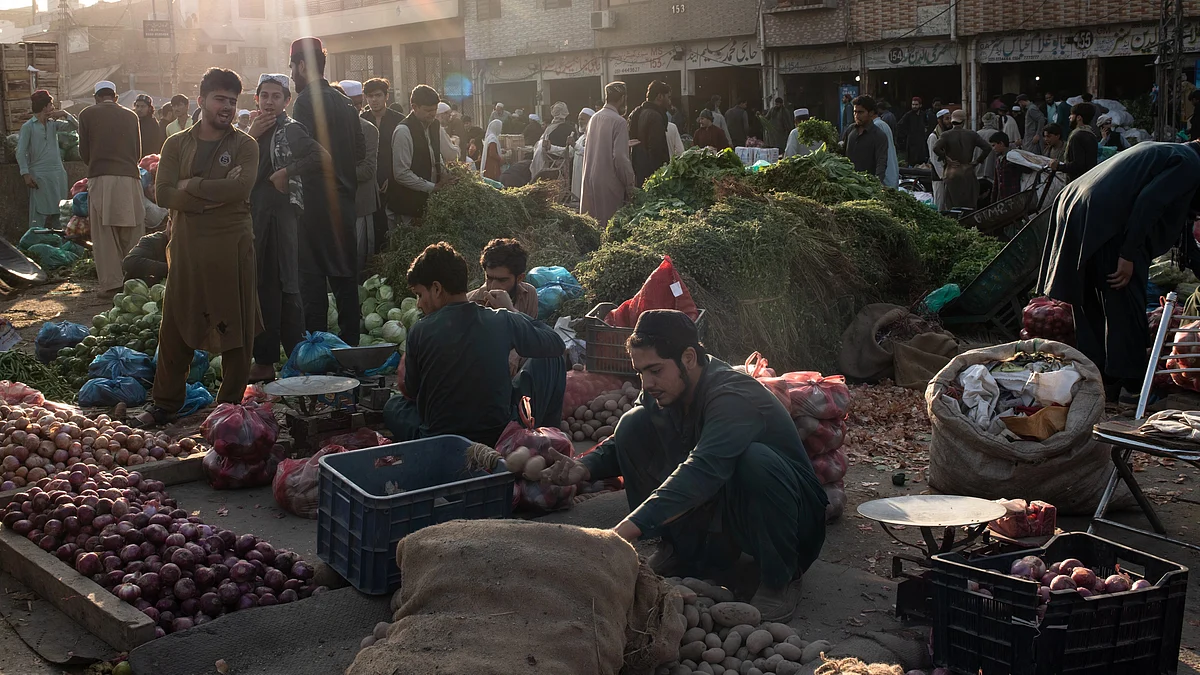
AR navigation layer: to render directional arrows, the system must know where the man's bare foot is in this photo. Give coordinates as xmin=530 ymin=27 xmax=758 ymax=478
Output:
xmin=131 ymin=405 xmax=177 ymax=429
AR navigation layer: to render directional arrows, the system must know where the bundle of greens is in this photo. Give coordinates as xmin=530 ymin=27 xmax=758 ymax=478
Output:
xmin=793 ymin=119 xmax=840 ymax=149
xmin=750 ymin=148 xmax=880 ymax=204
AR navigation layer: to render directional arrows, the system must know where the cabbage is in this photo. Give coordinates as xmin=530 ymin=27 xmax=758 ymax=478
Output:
xmin=400 ymin=297 xmax=417 ymax=312
xmin=142 ymin=301 xmax=158 ymax=315
xmin=113 ymin=292 xmax=128 ymax=308
xmin=359 ymin=334 xmax=372 ymax=346
xmin=380 ymin=320 xmax=406 ymax=344
xmin=362 ymin=298 xmax=378 ymax=316
xmin=123 ymin=279 xmax=150 ymax=298
xmin=358 ymin=286 xmax=369 ymax=304
xmin=364 ymin=312 xmax=384 ymax=331
xmin=327 ymin=304 xmax=338 ymax=332
xmin=92 ymin=314 xmax=109 ymax=328
xmin=376 ymin=301 xmax=396 ymax=315
xmin=387 ymin=308 xmax=405 ymax=322
xmin=378 ymin=285 xmax=394 ymax=301
xmin=150 ymin=284 xmax=166 ymax=302
xmin=401 ymin=308 xmax=421 ymax=329
xmin=107 ymin=307 xmax=121 ymax=321
xmin=119 ymin=313 xmax=137 ymax=324
xmin=363 ymin=274 xmax=383 ymax=291
xmin=122 ymin=297 xmax=144 ymax=314
xmin=209 ymin=355 xmax=222 ymax=379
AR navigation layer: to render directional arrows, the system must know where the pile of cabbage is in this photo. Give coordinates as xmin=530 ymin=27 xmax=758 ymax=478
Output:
xmin=328 ymin=275 xmax=421 ymax=350
xmin=54 ymin=280 xmax=166 ymax=389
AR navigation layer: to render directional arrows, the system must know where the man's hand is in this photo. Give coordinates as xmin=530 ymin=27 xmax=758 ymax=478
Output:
xmin=22 ymin=174 xmax=38 ymax=189
xmin=1108 ymin=257 xmax=1135 ymax=290
xmin=270 ymin=168 xmax=288 ymax=194
xmin=248 ymin=113 xmax=276 ymax=139
xmin=176 ymin=179 xmax=189 ymax=189
xmin=485 ymin=289 xmax=514 ymax=311
xmin=433 ymin=173 xmax=456 ymax=192
xmin=613 ymin=519 xmax=641 ymax=542
xmin=542 ymin=448 xmax=590 ymax=486
xmin=48 ymin=110 xmax=67 ymax=120
xmin=1049 ymin=159 xmax=1059 ymax=170
xmin=227 ymin=165 xmax=243 ymax=181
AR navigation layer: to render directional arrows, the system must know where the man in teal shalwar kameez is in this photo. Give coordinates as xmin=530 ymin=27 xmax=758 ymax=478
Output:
xmin=545 ymin=310 xmax=827 ymax=622
xmin=17 ymin=90 xmax=77 ymax=230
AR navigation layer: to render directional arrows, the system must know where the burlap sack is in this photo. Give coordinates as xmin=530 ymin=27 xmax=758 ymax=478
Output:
xmin=622 ymin=563 xmax=686 ymax=675
xmin=892 ymin=333 xmax=958 ymax=391
xmin=838 ymin=304 xmax=907 ymax=381
xmin=926 ymin=339 xmax=1130 ymax=515
xmin=346 ymin=519 xmax=642 ymax=675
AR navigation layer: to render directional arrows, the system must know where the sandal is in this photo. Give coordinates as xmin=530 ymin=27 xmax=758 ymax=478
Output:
xmin=131 ymin=405 xmax=177 ymax=429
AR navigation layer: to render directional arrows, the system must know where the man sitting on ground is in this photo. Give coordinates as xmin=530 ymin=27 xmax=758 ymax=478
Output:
xmin=383 ymin=242 xmax=565 ymax=446
xmin=122 ymin=229 xmax=168 ymax=286
xmin=466 ymin=238 xmax=567 ymax=427
xmin=544 ymin=310 xmax=828 ymax=622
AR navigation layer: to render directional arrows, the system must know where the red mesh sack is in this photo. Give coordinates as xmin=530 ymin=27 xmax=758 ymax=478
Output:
xmin=0 ymin=381 xmax=45 ymax=406
xmin=201 ymin=402 xmax=279 ymax=461
xmin=273 ymin=444 xmax=351 ymax=518
xmin=783 ymin=372 xmax=851 ymax=421
xmin=824 ymin=480 xmax=846 ymax=522
xmin=735 ymin=353 xmax=791 ymax=415
xmin=802 ymin=418 xmax=846 ymax=456
xmin=1168 ymin=320 xmax=1200 ymax=392
xmin=202 ymin=445 xmax=284 ymax=490
xmin=1020 ymin=297 xmax=1075 ymax=345
xmin=496 ymin=398 xmax=577 ymax=511
xmin=809 ymin=447 xmax=848 ymax=485
xmin=563 ymin=368 xmax=631 ymax=419
xmin=322 ymin=428 xmax=388 ymax=451
xmin=1148 ymin=296 xmax=1184 ymax=339
xmin=989 ymin=499 xmax=1057 ymax=539
xmin=605 ymin=256 xmax=699 ymax=328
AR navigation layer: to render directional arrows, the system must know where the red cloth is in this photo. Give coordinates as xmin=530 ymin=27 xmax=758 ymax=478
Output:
xmin=606 ymin=256 xmax=699 ymax=328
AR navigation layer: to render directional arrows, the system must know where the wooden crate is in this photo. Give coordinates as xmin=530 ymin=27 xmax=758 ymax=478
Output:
xmin=0 ymin=43 xmax=25 ymax=71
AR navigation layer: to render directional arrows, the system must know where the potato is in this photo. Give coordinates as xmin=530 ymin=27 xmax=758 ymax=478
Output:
xmin=764 ymin=622 xmax=795 ymax=643
xmin=680 ymin=640 xmax=705 ymax=661
xmin=581 ymin=423 xmax=595 ymax=437
xmin=604 ymin=399 xmax=619 ymax=411
xmin=729 ymin=624 xmax=757 ymax=641
xmin=696 ymin=664 xmax=714 ymax=675
xmin=773 ymin=643 xmax=802 ymax=662
xmin=574 ymin=405 xmax=587 ymax=419
xmin=573 ymin=431 xmax=584 ymax=441
xmin=764 ymin=655 xmax=784 ymax=671
xmin=721 ymin=657 xmax=741 ymax=672
xmin=559 ymin=421 xmax=570 ymax=434
xmin=684 ymin=604 xmax=700 ymax=628
xmin=618 ymin=395 xmax=630 ymax=407
xmin=709 ymin=602 xmax=760 ymax=628
xmin=595 ymin=425 xmax=614 ymax=438
xmin=745 ymin=629 xmax=773 ymax=656
xmin=736 ymin=647 xmax=749 ymax=661
xmin=506 ymin=446 xmax=531 ymax=474
xmin=584 ymin=409 xmax=595 ymax=421
xmin=761 ymin=647 xmax=775 ymax=659
xmin=704 ymin=633 xmax=722 ymax=649
xmin=360 ymin=635 xmax=376 ymax=649
xmin=390 ymin=587 xmax=404 ymax=614
xmin=670 ymin=667 xmax=691 ymax=675
xmin=717 ymin=627 xmax=730 ymax=640
xmin=684 ymin=627 xmax=707 ymax=643
xmin=522 ymin=455 xmax=546 ymax=481
xmin=622 ymin=403 xmax=633 ymax=412
xmin=702 ymin=648 xmax=725 ymax=664
xmin=373 ymin=621 xmax=390 ymax=640
xmin=721 ymin=631 xmax=741 ymax=655
xmin=699 ymin=610 xmax=713 ymax=633
xmin=675 ymin=584 xmax=698 ymax=604
xmin=784 ymin=636 xmax=807 ymax=650
xmin=589 ymin=399 xmax=606 ymax=413
xmin=800 ymin=641 xmax=832 ymax=665
xmin=775 ymin=662 xmax=802 ymax=675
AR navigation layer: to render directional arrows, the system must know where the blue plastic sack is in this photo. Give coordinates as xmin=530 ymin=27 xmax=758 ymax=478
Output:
xmin=921 ymin=283 xmax=962 ymax=314
xmin=365 ymin=351 xmax=400 ymax=377
xmin=19 ymin=227 xmax=63 ymax=251
xmin=526 ymin=266 xmax=579 ymax=289
xmin=178 ymin=381 xmax=215 ymax=416
xmin=34 ymin=320 xmax=89 ymax=363
xmin=527 ymin=266 xmax=584 ymax=320
xmin=281 ymin=331 xmax=350 ymax=378
xmin=89 ymin=346 xmax=155 ymax=385
xmin=72 ymin=192 xmax=89 ymax=218
xmin=151 ymin=349 xmax=211 ymax=384
xmin=78 ymin=376 xmax=147 ymax=407
xmin=27 ymin=243 xmax=78 ymax=270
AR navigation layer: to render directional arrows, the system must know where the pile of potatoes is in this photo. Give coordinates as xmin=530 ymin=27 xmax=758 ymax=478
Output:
xmin=659 ymin=577 xmax=834 ymax=675
xmin=559 ymin=383 xmax=640 ymax=443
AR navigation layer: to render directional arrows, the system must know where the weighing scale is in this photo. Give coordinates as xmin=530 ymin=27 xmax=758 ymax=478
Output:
xmin=857 ymin=495 xmax=1007 ymax=620
xmin=262 ymin=343 xmax=398 ymax=450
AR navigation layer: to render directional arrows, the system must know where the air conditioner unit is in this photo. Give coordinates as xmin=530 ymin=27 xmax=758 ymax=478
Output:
xmin=591 ymin=10 xmax=615 ymax=29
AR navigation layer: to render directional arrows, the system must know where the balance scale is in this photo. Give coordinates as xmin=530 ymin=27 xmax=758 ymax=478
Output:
xmin=262 ymin=343 xmax=398 ymax=450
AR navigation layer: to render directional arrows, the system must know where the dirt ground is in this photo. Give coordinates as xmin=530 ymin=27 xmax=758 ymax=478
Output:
xmin=0 ymin=274 xmax=109 ymax=350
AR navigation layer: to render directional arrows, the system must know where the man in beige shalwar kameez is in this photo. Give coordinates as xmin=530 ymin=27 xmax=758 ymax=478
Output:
xmin=580 ymin=82 xmax=636 ymax=226
xmin=79 ymin=80 xmax=145 ymax=292
xmin=136 ymin=68 xmax=262 ymax=427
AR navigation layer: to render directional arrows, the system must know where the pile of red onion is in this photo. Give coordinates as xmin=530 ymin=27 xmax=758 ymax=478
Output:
xmin=0 ymin=403 xmax=200 ymax=491
xmin=1 ymin=464 xmax=325 ymax=637
xmin=970 ymin=555 xmax=1153 ymax=622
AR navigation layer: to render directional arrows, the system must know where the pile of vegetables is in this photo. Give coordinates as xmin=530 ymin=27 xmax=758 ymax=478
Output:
xmin=340 ymin=276 xmax=420 ymax=348
xmin=0 ymin=352 xmax=76 ymax=403
xmin=971 ymin=555 xmax=1154 ymax=622
xmin=0 ymin=403 xmax=201 ymax=489
xmin=53 ymin=280 xmax=165 ymax=390
xmin=560 ymin=383 xmax=639 ymax=443
xmin=1 ymin=461 xmax=324 ymax=637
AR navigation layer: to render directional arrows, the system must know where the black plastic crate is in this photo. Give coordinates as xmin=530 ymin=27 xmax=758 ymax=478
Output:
xmin=931 ymin=532 xmax=1188 ymax=675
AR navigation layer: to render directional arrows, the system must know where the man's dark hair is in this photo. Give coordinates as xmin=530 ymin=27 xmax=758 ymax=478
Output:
xmin=256 ymin=77 xmax=290 ymax=99
xmin=479 ymin=238 xmax=528 ymax=277
xmin=1071 ymin=102 xmax=1096 ymax=125
xmin=410 ymin=84 xmax=440 ymax=108
xmin=604 ymin=81 xmax=627 ymax=104
xmin=990 ymin=131 xmax=1010 ymax=146
xmin=774 ymin=97 xmax=783 ymax=105
xmin=852 ymin=95 xmax=876 ymax=112
xmin=363 ymin=78 xmax=390 ymax=95
xmin=1081 ymin=92 xmax=1094 ymax=102
xmin=647 ymin=80 xmax=671 ymax=103
xmin=463 ymin=114 xmax=472 ymax=124
xmin=1016 ymin=93 xmax=1030 ymax=102
xmin=1044 ymin=122 xmax=1063 ymax=137
xmin=626 ymin=310 xmax=708 ymax=368
xmin=407 ymin=242 xmax=469 ymax=294
xmin=200 ymin=68 xmax=242 ymax=97
xmin=1190 ymin=90 xmax=1200 ymax=103
xmin=171 ymin=94 xmax=189 ymax=108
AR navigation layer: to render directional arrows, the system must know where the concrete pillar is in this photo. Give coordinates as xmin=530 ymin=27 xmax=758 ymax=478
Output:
xmin=1086 ymin=56 xmax=1101 ymax=98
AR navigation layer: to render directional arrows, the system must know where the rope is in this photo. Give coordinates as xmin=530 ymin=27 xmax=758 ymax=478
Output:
xmin=466 ymin=442 xmax=502 ymax=473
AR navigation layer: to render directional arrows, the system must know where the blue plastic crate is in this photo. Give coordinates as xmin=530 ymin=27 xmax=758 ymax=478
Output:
xmin=316 ymin=435 xmax=514 ymax=594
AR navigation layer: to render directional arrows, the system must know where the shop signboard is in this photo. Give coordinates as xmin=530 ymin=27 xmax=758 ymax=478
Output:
xmin=483 ymin=52 xmax=603 ymax=84
xmin=776 ymin=46 xmax=857 ymax=74
xmin=977 ymin=21 xmax=1200 ymax=63
xmin=864 ymin=40 xmax=957 ymax=69
xmin=607 ymin=45 xmax=679 ymax=76
xmin=687 ymin=38 xmax=761 ymax=70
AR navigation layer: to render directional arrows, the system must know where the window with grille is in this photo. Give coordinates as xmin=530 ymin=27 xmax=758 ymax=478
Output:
xmin=239 ymin=0 xmax=266 ymax=18
xmin=242 ymin=47 xmax=267 ymax=67
xmin=477 ymin=0 xmax=500 ymax=20
xmin=545 ymin=0 xmax=570 ymax=8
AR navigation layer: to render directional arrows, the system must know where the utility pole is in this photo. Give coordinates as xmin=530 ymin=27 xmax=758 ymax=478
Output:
xmin=168 ymin=0 xmax=177 ymax=95
xmin=1155 ymin=0 xmax=1183 ymax=141
xmin=58 ymin=0 xmax=68 ymax=104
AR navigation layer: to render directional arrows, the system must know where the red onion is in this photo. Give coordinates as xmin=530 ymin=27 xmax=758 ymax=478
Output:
xmin=217 ymin=582 xmax=240 ymax=605
xmin=164 ymin=533 xmax=186 ymax=548
xmin=230 ymin=561 xmax=255 ymax=583
xmin=258 ymin=593 xmax=277 ymax=606
xmin=155 ymin=598 xmax=177 ymax=614
xmin=170 ymin=548 xmax=195 ymax=569
xmin=170 ymin=617 xmax=194 ymax=633
xmin=76 ymin=551 xmax=102 ymax=576
xmin=206 ymin=554 xmax=222 ymax=566
xmin=142 ymin=606 xmax=159 ymax=622
xmin=137 ymin=572 xmax=161 ymax=599
xmin=11 ymin=519 xmax=32 ymax=535
xmin=173 ymin=578 xmax=197 ymax=601
xmin=180 ymin=598 xmax=199 ymax=616
xmin=235 ymin=534 xmax=257 ymax=556
xmin=290 ymin=562 xmax=313 ymax=581
xmin=278 ymin=589 xmax=298 ymax=604
xmin=1070 ymin=568 xmax=1097 ymax=590
xmin=194 ymin=566 xmax=215 ymax=589
xmin=1105 ymin=574 xmax=1133 ymax=593
xmin=236 ymin=594 xmax=257 ymax=610
xmin=158 ymin=563 xmax=182 ymax=586
xmin=1049 ymin=575 xmax=1076 ymax=591
xmin=216 ymin=530 xmax=236 ymax=549
xmin=264 ymin=568 xmax=286 ymax=593
xmin=1132 ymin=579 xmax=1152 ymax=590
xmin=1058 ymin=558 xmax=1082 ymax=575
xmin=159 ymin=611 xmax=174 ymax=626
xmin=115 ymin=583 xmax=141 ymax=602
xmin=103 ymin=555 xmax=123 ymax=572
xmin=198 ymin=592 xmax=222 ymax=616
xmin=1076 ymin=588 xmax=1093 ymax=598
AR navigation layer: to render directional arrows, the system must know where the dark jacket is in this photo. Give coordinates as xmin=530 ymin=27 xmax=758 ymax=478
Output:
xmin=842 ymin=122 xmax=889 ymax=182
xmin=393 ymin=113 xmax=442 ymax=218
xmin=138 ymin=114 xmax=166 ymax=156
xmin=629 ymin=101 xmax=670 ymax=186
xmin=896 ymin=109 xmax=929 ymax=164
xmin=725 ymin=105 xmax=749 ymax=147
xmin=362 ymin=106 xmax=404 ymax=189
xmin=122 ymin=230 xmax=168 ymax=284
xmin=292 ymin=78 xmax=365 ymax=278
xmin=1060 ymin=128 xmax=1099 ymax=181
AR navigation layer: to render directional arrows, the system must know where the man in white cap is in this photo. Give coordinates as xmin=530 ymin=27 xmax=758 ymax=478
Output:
xmin=933 ymin=109 xmax=992 ymax=209
xmin=79 ymin=80 xmax=145 ymax=292
xmin=523 ymin=112 xmax=543 ymax=146
xmin=336 ymin=79 xmax=380 ymax=274
xmin=926 ymin=108 xmax=952 ymax=209
xmin=570 ymin=107 xmax=595 ymax=201
xmin=434 ymin=101 xmax=460 ymax=166
xmin=491 ymin=102 xmax=507 ymax=122
xmin=236 ymin=109 xmax=251 ymax=132
xmin=784 ymin=108 xmax=814 ymax=158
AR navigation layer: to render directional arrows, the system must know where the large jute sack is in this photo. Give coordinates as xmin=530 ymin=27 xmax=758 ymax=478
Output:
xmin=840 ymin=304 xmax=958 ymax=390
xmin=926 ymin=339 xmax=1129 ymax=515
xmin=346 ymin=519 xmax=650 ymax=675
xmin=839 ymin=304 xmax=907 ymax=381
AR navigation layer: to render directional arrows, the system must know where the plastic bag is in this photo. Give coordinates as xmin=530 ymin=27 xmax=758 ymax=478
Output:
xmin=19 ymin=227 xmax=63 ymax=251
xmin=989 ymin=499 xmax=1057 ymax=539
xmin=70 ymin=178 xmax=88 ymax=197
xmin=78 ymin=376 xmax=147 ymax=407
xmin=809 ymin=447 xmax=847 ymax=485
xmin=495 ymin=397 xmax=577 ymax=511
xmin=0 ymin=381 xmax=45 ymax=405
xmin=321 ymin=427 xmax=388 ymax=450
xmin=527 ymin=266 xmax=584 ymax=320
xmin=88 ymin=346 xmax=155 ymax=384
xmin=920 ymin=283 xmax=961 ymax=313
xmin=280 ymin=331 xmax=349 ymax=378
xmin=783 ymin=372 xmax=851 ymax=421
xmin=200 ymin=402 xmax=279 ymax=461
xmin=605 ymin=256 xmax=700 ymax=328
xmin=1020 ymin=297 xmax=1075 ymax=345
xmin=64 ymin=215 xmax=90 ymax=239
xmin=273 ymin=445 xmax=350 ymax=517
xmin=34 ymin=320 xmax=89 ymax=363
xmin=27 ymin=243 xmax=78 ymax=270
xmin=202 ymin=446 xmax=284 ymax=490
xmin=71 ymin=192 xmax=89 ymax=218
xmin=187 ymin=350 xmax=209 ymax=383
xmin=178 ymin=381 xmax=215 ymax=416
xmin=735 ymin=353 xmax=792 ymax=414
